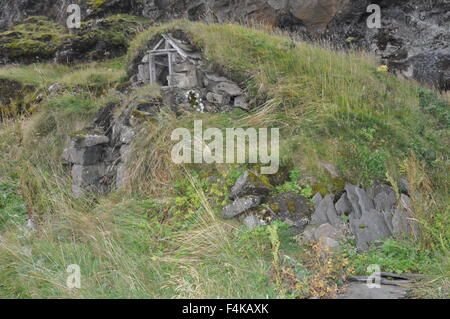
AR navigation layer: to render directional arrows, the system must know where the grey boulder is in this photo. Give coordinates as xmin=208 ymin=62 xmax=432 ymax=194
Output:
xmin=222 ymin=196 xmax=261 ymax=219
xmin=311 ymin=194 xmax=340 ymax=227
xmin=243 ymin=215 xmax=264 ymax=228
xmin=62 ymin=145 xmax=105 ymax=165
xmin=314 ymin=223 xmax=344 ymax=242
xmin=71 ymin=134 xmax=109 ymax=148
xmin=350 ymin=208 xmax=393 ymax=252
xmin=335 ymin=193 xmax=352 ymax=216
xmin=345 ymin=184 xmax=374 ymax=219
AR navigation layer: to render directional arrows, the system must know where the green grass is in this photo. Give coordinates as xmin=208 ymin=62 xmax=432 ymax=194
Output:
xmin=0 ymin=58 xmax=126 ymax=119
xmin=344 ymin=238 xmax=449 ymax=298
xmin=0 ymin=59 xmax=126 ymax=89
xmin=0 ymin=178 xmax=28 ymax=232
xmin=0 ymin=21 xmax=448 ymax=299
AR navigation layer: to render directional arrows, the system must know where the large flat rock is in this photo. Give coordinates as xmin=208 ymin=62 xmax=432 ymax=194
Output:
xmin=337 ymin=283 xmax=408 ymax=299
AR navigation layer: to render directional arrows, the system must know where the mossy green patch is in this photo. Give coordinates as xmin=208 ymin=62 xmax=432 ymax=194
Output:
xmin=0 ymin=14 xmax=150 ymax=64
xmin=0 ymin=16 xmax=70 ymax=62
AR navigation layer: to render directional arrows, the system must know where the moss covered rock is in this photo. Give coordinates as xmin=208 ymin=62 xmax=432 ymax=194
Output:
xmin=0 ymin=16 xmax=69 ymax=64
xmin=0 ymin=14 xmax=150 ymax=65
xmin=266 ymin=192 xmax=313 ymax=231
xmin=55 ymin=14 xmax=150 ymax=63
xmin=229 ymin=170 xmax=272 ymax=200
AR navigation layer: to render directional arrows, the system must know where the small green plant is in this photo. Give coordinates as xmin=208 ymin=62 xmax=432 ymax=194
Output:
xmin=275 ymin=168 xmax=313 ymax=198
xmin=417 ymin=88 xmax=449 ymax=129
xmin=173 ymin=171 xmax=209 ymax=218
xmin=339 ymin=127 xmax=390 ymax=185
xmin=267 ymin=222 xmax=284 ymax=297
xmin=345 ymin=238 xmax=436 ymax=275
xmin=0 ymin=178 xmax=28 ymax=231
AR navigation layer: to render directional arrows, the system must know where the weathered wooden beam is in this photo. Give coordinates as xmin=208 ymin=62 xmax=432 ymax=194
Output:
xmin=152 ymin=38 xmax=165 ymax=51
xmin=162 ymin=34 xmax=188 ymax=60
xmin=150 ymin=49 xmax=177 ymax=54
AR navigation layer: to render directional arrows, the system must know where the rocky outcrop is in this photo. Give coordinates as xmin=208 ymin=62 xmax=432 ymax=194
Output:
xmin=223 ymin=171 xmax=313 ymax=231
xmin=301 ymin=222 xmax=345 ymax=250
xmin=0 ymin=14 xmax=148 ymax=65
xmin=223 ymin=174 xmax=419 ymax=252
xmin=267 ymin=192 xmax=311 ymax=230
xmin=325 ymin=0 xmax=450 ymax=91
xmin=0 ymin=0 xmax=142 ymax=31
xmin=62 ymin=94 xmax=161 ymax=197
xmin=55 ymin=15 xmax=149 ymax=64
xmin=123 ymin=0 xmax=450 ymax=90
xmin=222 ymin=169 xmax=273 ymax=220
xmin=0 ymin=0 xmax=72 ymax=31
xmin=310 ymin=184 xmax=419 ymax=252
xmin=311 ymin=194 xmax=340 ymax=227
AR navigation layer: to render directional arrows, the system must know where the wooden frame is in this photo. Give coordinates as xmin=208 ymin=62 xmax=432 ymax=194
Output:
xmin=147 ymin=34 xmax=188 ymax=87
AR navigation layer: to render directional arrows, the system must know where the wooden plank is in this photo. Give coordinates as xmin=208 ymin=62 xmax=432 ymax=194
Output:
xmin=150 ymin=49 xmax=177 ymax=53
xmin=148 ymin=51 xmax=153 ymax=84
xmin=162 ymin=34 xmax=188 ymax=60
xmin=168 ymin=52 xmax=173 ymax=87
xmin=152 ymin=38 xmax=165 ymax=51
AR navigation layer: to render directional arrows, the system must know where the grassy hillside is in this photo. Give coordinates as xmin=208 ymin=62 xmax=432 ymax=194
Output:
xmin=0 ymin=20 xmax=448 ymax=298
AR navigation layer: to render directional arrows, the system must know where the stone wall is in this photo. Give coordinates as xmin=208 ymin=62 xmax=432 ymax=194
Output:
xmin=61 ymin=98 xmax=160 ymax=197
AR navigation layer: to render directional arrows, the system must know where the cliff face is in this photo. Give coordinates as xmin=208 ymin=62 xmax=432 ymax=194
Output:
xmin=325 ymin=0 xmax=450 ymax=91
xmin=0 ymin=0 xmax=71 ymax=30
xmin=0 ymin=0 xmax=448 ymax=90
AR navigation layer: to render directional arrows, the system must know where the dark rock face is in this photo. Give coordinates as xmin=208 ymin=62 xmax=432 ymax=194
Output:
xmin=325 ymin=0 xmax=450 ymax=91
xmin=142 ymin=0 xmax=450 ymax=90
xmin=55 ymin=15 xmax=147 ymax=64
xmin=0 ymin=0 xmax=142 ymax=31
xmin=407 ymin=51 xmax=450 ymax=91
xmin=0 ymin=0 xmax=70 ymax=31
